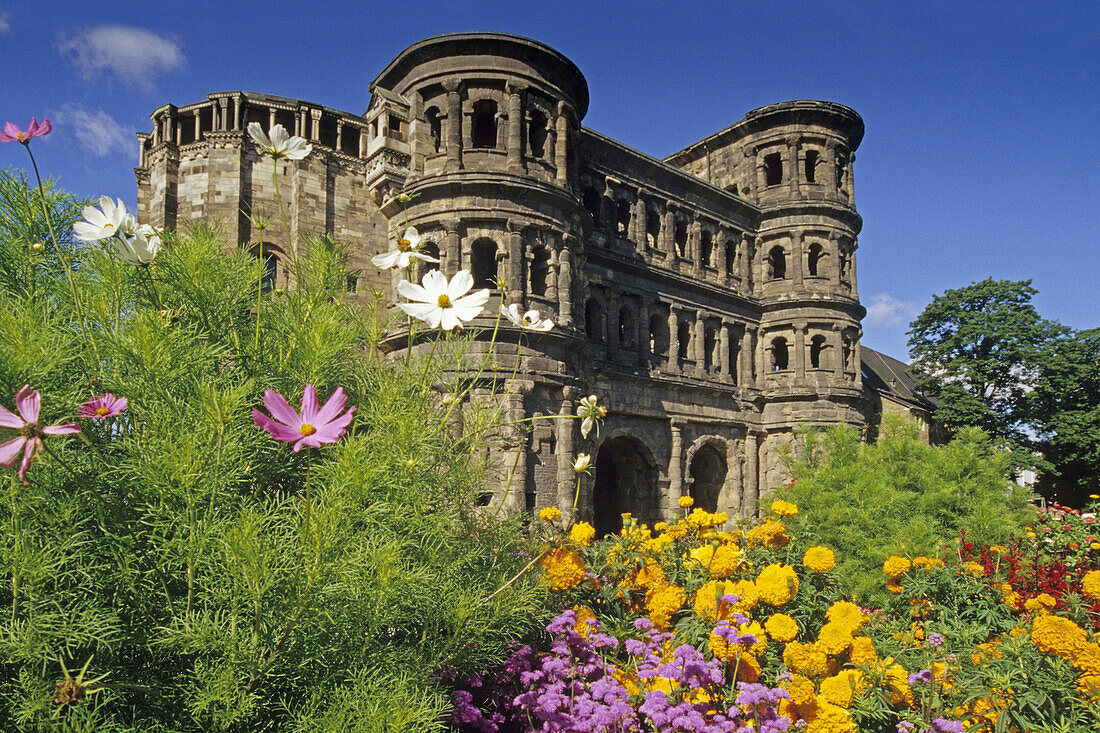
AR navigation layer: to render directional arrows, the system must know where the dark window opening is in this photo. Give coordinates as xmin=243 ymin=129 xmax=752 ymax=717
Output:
xmin=319 ymin=117 xmax=338 ymax=148
xmin=771 ymin=338 xmax=789 ymax=371
xmin=419 ymin=242 xmax=440 ymax=279
xmin=646 ymin=211 xmax=660 ymax=248
xmin=388 ymin=114 xmax=401 ymax=132
xmin=674 ymin=220 xmax=687 ymax=257
xmin=179 ymin=116 xmax=196 ymax=145
xmin=810 ymin=335 xmax=827 ymax=369
xmin=618 ymin=308 xmax=635 ymax=347
xmin=807 ymin=243 xmax=823 ymax=277
xmin=472 ymin=100 xmax=497 ymax=149
xmin=583 ymin=188 xmax=601 ymax=226
xmin=530 ymin=247 xmax=550 ymax=297
xmin=768 ymin=245 xmax=786 ymax=279
xmin=764 ymin=153 xmax=783 ymax=186
xmin=200 ymin=106 xmax=214 ymax=133
xmin=244 ymin=107 xmax=267 ymax=132
xmin=585 ymin=299 xmax=603 ymax=342
xmin=341 ymin=127 xmax=360 ymax=156
xmin=805 ymin=150 xmax=819 ymax=183
xmin=725 ymin=240 xmax=737 ymax=275
xmin=275 ymin=110 xmax=296 ymax=136
xmin=528 ymin=110 xmax=547 ymax=158
xmin=677 ymin=322 xmax=691 ymax=361
xmin=425 ymin=107 xmax=442 ymax=152
xmin=649 ymin=314 xmax=668 ymax=357
xmin=704 ymin=326 xmax=717 ymax=372
xmin=616 ymin=199 xmax=630 ymax=236
xmin=471 ymin=239 xmax=498 ymax=289
xmin=700 ymin=230 xmax=713 ymax=268
xmin=729 ymin=340 xmax=740 ymax=384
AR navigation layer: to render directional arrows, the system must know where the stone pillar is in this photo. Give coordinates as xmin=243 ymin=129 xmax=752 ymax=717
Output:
xmin=794 ymin=322 xmax=807 ymax=380
xmin=506 ymin=84 xmax=524 ymax=173
xmin=310 ymin=109 xmax=321 ymax=141
xmin=719 ymin=323 xmax=730 ymax=380
xmin=849 ymin=248 xmax=858 ymax=297
xmin=335 ymin=121 xmax=343 ymax=153
xmin=847 ymin=153 xmax=856 ymax=206
xmin=755 ymin=149 xmax=767 ymax=192
xmin=825 ymin=142 xmax=838 ymax=195
xmin=754 ymin=329 xmax=766 ymax=389
xmin=690 ymin=218 xmax=702 ymax=277
xmin=718 ymin=230 xmax=729 ymax=286
xmin=507 ymin=220 xmax=523 ymax=303
xmin=297 ymin=109 xmax=307 ymax=138
xmin=359 ymin=125 xmax=368 ymax=158
xmin=740 ymin=327 xmax=752 ymax=387
xmin=790 ymin=230 xmax=804 ymax=287
xmin=637 ymin=302 xmax=650 ymax=367
xmin=830 ymin=233 xmax=842 ymax=288
xmin=441 ymin=218 xmax=461 ymax=277
xmin=667 ymin=310 xmax=679 ymax=373
xmin=218 ymin=98 xmax=229 ymax=131
xmin=557 ymin=388 xmax=578 ymax=525
xmin=501 ymin=386 xmax=528 ymax=514
xmin=445 ymin=81 xmax=463 ymax=172
xmin=693 ymin=315 xmax=706 ymax=377
xmin=269 ymin=109 xmax=278 ymax=136
xmin=662 ymin=209 xmax=675 ymax=259
xmin=787 ymin=135 xmax=800 ymax=197
xmin=853 ymin=336 xmax=863 ymax=390
xmin=558 ymin=241 xmax=574 ymax=328
xmin=193 ymin=113 xmax=201 ymax=142
xmin=668 ymin=420 xmax=684 ymax=517
xmin=832 ymin=327 xmax=845 ymax=382
xmin=744 ymin=433 xmax=759 ymax=517
xmin=633 ymin=197 xmax=647 ymax=248
xmin=408 ymin=92 xmax=424 ymax=177
xmin=554 ymin=101 xmax=569 ymax=187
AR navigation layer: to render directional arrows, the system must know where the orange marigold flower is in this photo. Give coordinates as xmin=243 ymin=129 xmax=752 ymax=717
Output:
xmin=883 ymin=555 xmax=911 ymax=578
xmin=849 ymin=636 xmax=878 ymax=666
xmin=646 ymin=583 xmax=686 ymax=629
xmin=1031 ymin=613 xmax=1089 ymax=660
xmin=1076 ymin=644 xmax=1100 ymax=675
xmin=770 ymin=499 xmax=799 ymax=517
xmin=879 ymin=661 xmax=913 ymax=707
xmin=756 ymin=563 xmax=799 ymax=606
xmin=1082 ymin=570 xmax=1100 ymax=601
xmin=803 ymin=545 xmax=836 ymax=572
xmin=765 ymin=613 xmax=800 ymax=642
xmin=541 ymin=548 xmax=586 ymax=590
xmin=971 ymin=640 xmax=1003 ymax=666
xmin=573 ymin=605 xmax=596 ymax=638
xmin=736 ymin=651 xmax=761 ymax=683
xmin=886 ymin=578 xmax=905 ymax=594
xmin=1024 ymin=593 xmax=1057 ymax=614
xmin=960 ymin=560 xmax=985 ymax=577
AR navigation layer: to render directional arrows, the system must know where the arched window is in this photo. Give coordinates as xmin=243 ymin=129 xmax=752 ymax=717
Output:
xmin=677 ymin=322 xmax=691 ymax=361
xmin=674 ymin=220 xmax=687 ymax=258
xmin=471 ymin=100 xmax=497 ymax=149
xmin=725 ymin=240 xmax=737 ymax=276
xmin=704 ymin=326 xmax=717 ymax=372
xmin=807 ymin=243 xmax=824 ymax=277
xmin=646 ymin=210 xmax=660 ymax=248
xmin=771 ymin=337 xmax=789 ymax=371
xmin=700 ymin=230 xmax=713 ymax=268
xmin=805 ymin=150 xmax=819 ymax=183
xmin=810 ymin=335 xmax=827 ymax=369
xmin=768 ymin=245 xmax=786 ymax=279
xmin=528 ymin=110 xmax=547 ymax=158
xmin=471 ymin=239 xmax=498 ymax=289
xmin=649 ymin=313 xmax=669 ymax=357
xmin=583 ymin=187 xmax=601 ymax=227
xmin=617 ymin=307 xmax=635 ymax=347
xmin=418 ymin=242 xmax=440 ymax=280
xmin=530 ymin=246 xmax=550 ymax=297
xmin=425 ymin=106 xmax=442 ymax=152
xmin=764 ymin=153 xmax=783 ymax=186
xmin=585 ymin=298 xmax=603 ymax=342
xmin=616 ymin=199 xmax=631 ymax=236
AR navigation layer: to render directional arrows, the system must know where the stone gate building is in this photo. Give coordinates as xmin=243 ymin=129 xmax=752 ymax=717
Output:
xmin=135 ymin=32 xmax=931 ymax=534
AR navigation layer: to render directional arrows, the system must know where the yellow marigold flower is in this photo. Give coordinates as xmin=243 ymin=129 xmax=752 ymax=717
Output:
xmin=1008 ymin=626 xmax=1026 ymax=638
xmin=736 ymin=651 xmax=761 ymax=683
xmin=1082 ymin=570 xmax=1100 ymax=601
xmin=886 ymin=578 xmax=905 ymax=594
xmin=694 ymin=579 xmax=757 ymax=621
xmin=645 ymin=533 xmax=675 ymax=553
xmin=1000 ymin=582 xmax=1022 ymax=610
xmin=665 ymin=521 xmax=688 ymax=539
xmin=541 ymin=548 xmax=586 ymax=590
xmin=1077 ymin=644 xmax=1100 ymax=675
xmin=849 ymin=636 xmax=878 ymax=666
xmin=539 ymin=506 xmax=562 ymax=523
xmin=646 ymin=583 xmax=686 ymax=629
xmin=756 ymin=563 xmax=799 ymax=606
xmin=784 ymin=641 xmax=830 ymax=677
xmin=1091 ymin=542 xmax=1100 ymax=550
xmin=817 ymin=621 xmax=855 ymax=656
xmin=961 ymin=560 xmax=985 ymax=577
xmin=654 ymin=521 xmax=669 ymax=532
xmin=882 ymin=555 xmax=911 ymax=578
xmin=569 ymin=521 xmax=595 ymax=547
xmin=803 ymin=545 xmax=836 ymax=573
xmin=771 ymin=499 xmax=799 ymax=516
xmin=678 ymin=495 xmax=694 ymax=508
xmin=1024 ymin=593 xmax=1057 ymax=614
xmin=630 ymin=560 xmax=666 ymax=591
xmin=1026 ymin=531 xmax=1037 ymax=539
xmin=819 ymin=669 xmax=866 ymax=708
xmin=612 ymin=667 xmax=640 ymax=697
xmin=1031 ymin=613 xmax=1089 ymax=660
xmin=573 ymin=605 xmax=596 ymax=638
xmin=1078 ymin=673 xmax=1100 ymax=702
xmin=805 ymin=696 xmax=855 ymax=732
xmin=744 ymin=519 xmax=790 ymax=548
xmin=686 ymin=507 xmax=728 ymax=530
xmin=912 ymin=555 xmax=946 ymax=570
xmin=709 ymin=623 xmax=765 ymax=660
xmin=989 ymin=545 xmax=1008 ymax=554
xmin=783 ymin=674 xmax=817 ymax=707
xmin=741 ymin=620 xmax=768 ymax=655
xmin=825 ymin=600 xmax=866 ymax=633
xmin=879 ymin=661 xmax=913 ymax=707
xmin=971 ymin=640 xmax=1003 ymax=666
xmin=765 ymin=613 xmax=800 ymax=642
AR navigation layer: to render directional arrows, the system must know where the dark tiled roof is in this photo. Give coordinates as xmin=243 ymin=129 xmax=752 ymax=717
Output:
xmin=861 ymin=347 xmax=935 ymax=410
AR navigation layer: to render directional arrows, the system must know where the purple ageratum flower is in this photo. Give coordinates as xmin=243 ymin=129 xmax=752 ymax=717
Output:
xmin=252 ymin=384 xmax=355 ymax=451
xmin=931 ymin=719 xmax=964 ymax=733
xmin=907 ymin=669 xmax=934 ymax=687
xmin=78 ymin=393 xmax=128 ymax=420
xmin=0 ymin=117 xmax=52 ymax=145
xmin=0 ymin=385 xmax=80 ymax=484
xmin=926 ymin=632 xmax=946 ymax=648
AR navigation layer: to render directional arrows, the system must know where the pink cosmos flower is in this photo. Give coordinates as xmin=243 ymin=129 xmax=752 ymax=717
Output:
xmin=0 ymin=385 xmax=81 ymax=484
xmin=0 ymin=118 xmax=52 ymax=145
xmin=252 ymin=384 xmax=355 ymax=451
xmin=78 ymin=393 xmax=128 ymax=419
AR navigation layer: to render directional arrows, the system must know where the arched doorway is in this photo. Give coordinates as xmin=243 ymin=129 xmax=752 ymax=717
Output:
xmin=592 ymin=435 xmax=659 ymax=537
xmin=689 ymin=443 xmax=727 ymax=513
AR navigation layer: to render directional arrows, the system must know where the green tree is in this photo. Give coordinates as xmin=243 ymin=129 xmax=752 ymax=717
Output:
xmin=1027 ymin=327 xmax=1100 ymax=505
xmin=906 ymin=278 xmax=1068 ymax=443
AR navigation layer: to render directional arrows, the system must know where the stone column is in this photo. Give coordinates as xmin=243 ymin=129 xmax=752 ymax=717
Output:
xmin=218 ymin=98 xmax=229 ymax=131
xmin=693 ymin=315 xmax=706 ymax=377
xmin=744 ymin=433 xmax=759 ymax=517
xmin=849 ymin=248 xmax=858 ymax=297
xmin=506 ymin=84 xmax=524 ymax=173
xmin=668 ymin=420 xmax=684 ymax=517
xmin=444 ymin=80 xmax=463 ymax=172
xmin=335 ymin=121 xmax=344 ymax=153
xmin=832 ymin=327 xmax=845 ymax=382
xmin=558 ymin=241 xmax=574 ymax=328
xmin=310 ymin=109 xmax=321 ymax=141
xmin=825 ymin=142 xmax=838 ymax=194
xmin=853 ymin=336 xmax=863 ymax=390
xmin=507 ymin=220 xmax=523 ymax=304
xmin=787 ymin=135 xmax=800 ymax=197
xmin=408 ymin=92 xmax=424 ymax=177
xmin=269 ymin=109 xmax=278 ymax=136
xmin=740 ymin=327 xmax=752 ymax=387
xmin=755 ymin=149 xmax=767 ymax=192
xmin=633 ymin=197 xmax=647 ymax=249
xmin=718 ymin=230 xmax=729 ymax=286
xmin=754 ymin=329 xmax=766 ymax=389
xmin=690 ymin=218 xmax=702 ymax=277
xmin=667 ymin=310 xmax=679 ymax=373
xmin=501 ymin=386 xmax=528 ymax=514
xmin=830 ymin=233 xmax=842 ymax=288
xmin=794 ymin=321 xmax=807 ymax=379
xmin=359 ymin=125 xmax=368 ymax=158
xmin=847 ymin=154 xmax=856 ymax=206
xmin=297 ymin=109 xmax=307 ymax=138
xmin=719 ymin=323 xmax=730 ymax=380
xmin=557 ymin=387 xmax=578 ymax=525
xmin=554 ymin=101 xmax=569 ymax=187
xmin=637 ymin=302 xmax=650 ymax=367
xmin=193 ymin=113 xmax=201 ymax=142
xmin=232 ymin=97 xmax=241 ymax=130
xmin=441 ymin=218 xmax=461 ymax=277
xmin=662 ymin=209 xmax=675 ymax=259
xmin=790 ymin=230 xmax=804 ymax=287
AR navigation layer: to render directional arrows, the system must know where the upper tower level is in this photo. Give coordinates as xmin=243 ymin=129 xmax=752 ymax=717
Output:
xmin=370 ymin=32 xmax=589 ymax=192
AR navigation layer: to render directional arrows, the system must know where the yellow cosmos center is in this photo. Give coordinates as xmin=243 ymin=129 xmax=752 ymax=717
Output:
xmin=299 ymin=424 xmax=317 ymax=436
xmin=398 ymin=239 xmax=411 ymax=251
xmin=95 ymin=407 xmax=110 ymax=416
xmin=437 ymin=294 xmax=452 ymax=308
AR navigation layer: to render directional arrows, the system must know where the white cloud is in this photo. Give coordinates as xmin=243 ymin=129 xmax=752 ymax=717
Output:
xmin=0 ymin=12 xmax=11 ymax=34
xmin=53 ymin=104 xmax=134 ymax=159
xmin=57 ymin=25 xmax=184 ymax=92
xmin=864 ymin=293 xmax=920 ymax=329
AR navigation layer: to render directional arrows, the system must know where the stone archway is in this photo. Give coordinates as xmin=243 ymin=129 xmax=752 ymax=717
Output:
xmin=688 ymin=443 xmax=727 ymax=513
xmin=592 ymin=435 xmax=659 ymax=537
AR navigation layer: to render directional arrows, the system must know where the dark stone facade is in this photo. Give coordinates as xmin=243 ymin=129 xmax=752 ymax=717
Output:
xmin=135 ymin=32 xmax=925 ymax=532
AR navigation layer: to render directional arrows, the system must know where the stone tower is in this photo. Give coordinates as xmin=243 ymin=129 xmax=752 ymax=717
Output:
xmin=136 ymin=32 xmax=883 ymax=535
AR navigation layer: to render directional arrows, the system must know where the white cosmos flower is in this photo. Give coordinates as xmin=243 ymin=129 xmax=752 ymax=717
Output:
xmin=397 ymin=269 xmax=489 ymax=330
xmin=114 ymin=224 xmax=161 ymax=266
xmin=73 ymin=196 xmax=132 ymax=241
xmin=247 ymin=122 xmax=312 ymax=161
xmin=576 ymin=394 xmax=607 ymax=439
xmin=372 ymin=227 xmax=439 ymax=270
xmin=500 ymin=303 xmax=553 ymax=332
xmin=573 ymin=453 xmax=592 ymax=474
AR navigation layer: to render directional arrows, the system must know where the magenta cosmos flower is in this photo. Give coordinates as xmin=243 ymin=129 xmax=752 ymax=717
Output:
xmin=0 ymin=385 xmax=80 ymax=484
xmin=78 ymin=393 xmax=128 ymax=419
xmin=0 ymin=118 xmax=52 ymax=145
xmin=252 ymin=384 xmax=355 ymax=451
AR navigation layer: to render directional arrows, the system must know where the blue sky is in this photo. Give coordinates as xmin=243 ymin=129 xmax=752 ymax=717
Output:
xmin=1 ymin=0 xmax=1096 ymax=360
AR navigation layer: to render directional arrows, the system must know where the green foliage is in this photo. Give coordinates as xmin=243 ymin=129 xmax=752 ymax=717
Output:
xmin=775 ymin=415 xmax=1032 ymax=604
xmin=0 ymin=174 xmax=547 ymax=731
xmin=906 ymin=277 xmax=1068 ymax=444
